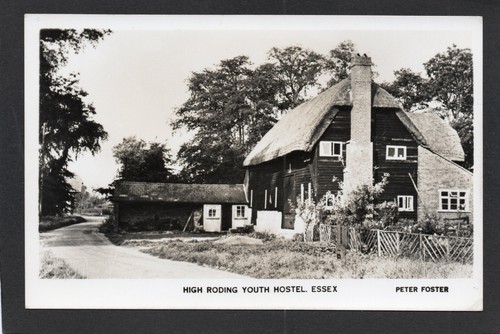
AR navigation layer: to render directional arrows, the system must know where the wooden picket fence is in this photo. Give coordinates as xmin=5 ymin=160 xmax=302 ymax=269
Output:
xmin=308 ymin=224 xmax=473 ymax=263
xmin=364 ymin=229 xmax=474 ymax=263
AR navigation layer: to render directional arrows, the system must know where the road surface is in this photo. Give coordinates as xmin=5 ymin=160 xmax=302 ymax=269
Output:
xmin=40 ymin=217 xmax=247 ymax=279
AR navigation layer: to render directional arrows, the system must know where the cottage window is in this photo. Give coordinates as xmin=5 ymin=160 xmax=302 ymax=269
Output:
xmin=325 ymin=193 xmax=336 ymax=209
xmin=397 ymin=195 xmax=414 ymax=212
xmin=319 ymin=141 xmax=343 ymax=157
xmin=386 ymin=145 xmax=407 ymax=160
xmin=440 ymin=190 xmax=468 ymax=211
xmin=235 ymin=205 xmax=246 ymax=218
xmin=208 ymin=209 xmax=217 ymax=218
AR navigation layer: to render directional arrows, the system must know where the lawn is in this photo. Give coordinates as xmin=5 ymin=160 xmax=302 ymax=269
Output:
xmin=113 ymin=234 xmax=472 ymax=279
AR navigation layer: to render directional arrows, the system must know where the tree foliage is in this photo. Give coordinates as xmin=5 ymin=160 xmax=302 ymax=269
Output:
xmin=324 ymin=40 xmax=357 ymax=87
xmin=173 ymin=55 xmax=283 ymax=183
xmin=382 ymin=45 xmax=474 ymax=167
xmin=112 ymin=136 xmax=177 ymax=183
xmin=40 ymin=29 xmax=110 ymax=216
xmin=381 ymin=68 xmax=429 ymax=111
xmin=266 ymin=46 xmax=326 ymax=109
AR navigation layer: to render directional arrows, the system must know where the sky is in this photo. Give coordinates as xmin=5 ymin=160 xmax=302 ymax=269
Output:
xmin=57 ymin=17 xmax=477 ymax=190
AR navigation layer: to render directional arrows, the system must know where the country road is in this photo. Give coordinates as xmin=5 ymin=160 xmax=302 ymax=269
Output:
xmin=40 ymin=217 xmax=247 ymax=279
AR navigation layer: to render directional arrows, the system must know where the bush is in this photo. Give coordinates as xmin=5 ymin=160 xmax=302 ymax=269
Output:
xmin=248 ymin=231 xmax=276 ymax=242
xmin=39 ymin=216 xmax=86 ymax=232
xmin=383 ymin=215 xmax=473 ymax=238
xmin=98 ymin=215 xmax=117 ymax=234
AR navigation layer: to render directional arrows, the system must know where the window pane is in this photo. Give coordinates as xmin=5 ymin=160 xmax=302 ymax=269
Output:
xmin=388 ymin=147 xmax=395 ymax=157
xmin=397 ymin=148 xmax=405 ymax=157
xmin=441 ymin=191 xmax=448 ymax=197
xmin=460 ymin=192 xmax=466 ymax=197
xmin=333 ymin=143 xmax=341 ymax=155
xmin=320 ymin=142 xmax=331 ymax=156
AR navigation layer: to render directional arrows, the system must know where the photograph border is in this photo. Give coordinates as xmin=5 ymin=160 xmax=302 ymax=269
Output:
xmin=1 ymin=0 xmax=499 ymax=333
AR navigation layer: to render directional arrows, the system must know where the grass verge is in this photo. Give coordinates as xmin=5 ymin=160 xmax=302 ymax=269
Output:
xmin=118 ymin=237 xmax=472 ymax=279
xmin=39 ymin=216 xmax=86 ymax=232
xmin=39 ymin=251 xmax=85 ymax=279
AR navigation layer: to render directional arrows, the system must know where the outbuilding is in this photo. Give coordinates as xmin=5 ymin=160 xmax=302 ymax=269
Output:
xmin=113 ymin=181 xmax=251 ymax=232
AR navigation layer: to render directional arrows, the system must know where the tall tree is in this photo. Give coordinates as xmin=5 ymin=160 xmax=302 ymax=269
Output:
xmin=266 ymin=46 xmax=326 ymax=109
xmin=173 ymin=56 xmax=282 ymax=183
xmin=381 ymin=68 xmax=429 ymax=111
xmin=112 ymin=136 xmax=176 ymax=182
xmin=425 ymin=45 xmax=473 ymax=168
xmin=40 ymin=29 xmax=110 ymax=216
xmin=324 ymin=40 xmax=357 ymax=87
xmin=382 ymin=45 xmax=473 ymax=168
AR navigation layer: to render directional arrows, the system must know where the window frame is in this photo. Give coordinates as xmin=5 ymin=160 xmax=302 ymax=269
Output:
xmin=324 ymin=193 xmax=336 ymax=210
xmin=319 ymin=141 xmax=344 ymax=158
xmin=208 ymin=208 xmax=218 ymax=218
xmin=397 ymin=195 xmax=414 ymax=212
xmin=439 ymin=189 xmax=469 ymax=212
xmin=386 ymin=145 xmax=407 ymax=160
xmin=235 ymin=205 xmax=246 ymax=218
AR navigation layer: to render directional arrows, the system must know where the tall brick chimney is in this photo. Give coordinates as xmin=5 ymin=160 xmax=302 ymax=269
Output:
xmin=343 ymin=54 xmax=373 ymax=196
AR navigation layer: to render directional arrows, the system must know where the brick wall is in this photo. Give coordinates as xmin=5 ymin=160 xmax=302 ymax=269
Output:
xmin=344 ymin=55 xmax=373 ymax=195
xmin=417 ymin=147 xmax=473 ymax=222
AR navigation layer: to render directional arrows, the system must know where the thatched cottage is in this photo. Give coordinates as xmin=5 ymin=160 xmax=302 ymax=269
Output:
xmin=243 ymin=54 xmax=473 ymax=229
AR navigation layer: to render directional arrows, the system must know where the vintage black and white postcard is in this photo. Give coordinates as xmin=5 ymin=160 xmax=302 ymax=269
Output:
xmin=25 ymin=15 xmax=482 ymax=310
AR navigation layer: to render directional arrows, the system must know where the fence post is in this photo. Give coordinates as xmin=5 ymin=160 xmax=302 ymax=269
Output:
xmin=445 ymin=237 xmax=450 ymax=260
xmin=377 ymin=230 xmax=381 ymax=256
xmin=419 ymin=233 xmax=424 ymax=260
xmin=396 ymin=231 xmax=400 ymax=255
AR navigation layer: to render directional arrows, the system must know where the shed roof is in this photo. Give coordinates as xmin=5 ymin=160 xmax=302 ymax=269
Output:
xmin=113 ymin=181 xmax=247 ymax=204
xmin=243 ymin=78 xmax=401 ymax=166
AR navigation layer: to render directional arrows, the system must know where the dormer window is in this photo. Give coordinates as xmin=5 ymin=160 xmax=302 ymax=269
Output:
xmin=319 ymin=141 xmax=343 ymax=157
xmin=386 ymin=145 xmax=407 ymax=160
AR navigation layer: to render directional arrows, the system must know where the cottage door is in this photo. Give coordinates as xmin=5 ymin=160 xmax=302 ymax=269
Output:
xmin=203 ymin=204 xmax=221 ymax=232
xmin=221 ymin=205 xmax=232 ymax=231
xmin=283 ymin=174 xmax=296 ymax=229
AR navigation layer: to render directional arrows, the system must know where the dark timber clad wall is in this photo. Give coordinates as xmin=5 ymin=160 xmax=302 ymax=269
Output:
xmin=314 ymin=108 xmax=351 ymax=201
xmin=372 ymin=108 xmax=418 ymax=220
xmin=247 ymin=107 xmax=419 ymax=223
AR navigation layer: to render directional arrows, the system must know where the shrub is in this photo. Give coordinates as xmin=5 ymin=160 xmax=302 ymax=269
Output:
xmin=98 ymin=215 xmax=117 ymax=234
xmin=248 ymin=231 xmax=276 ymax=242
xmin=39 ymin=215 xmax=86 ymax=232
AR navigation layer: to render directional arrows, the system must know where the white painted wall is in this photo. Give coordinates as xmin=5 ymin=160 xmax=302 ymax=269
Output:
xmin=255 ymin=211 xmax=305 ymax=238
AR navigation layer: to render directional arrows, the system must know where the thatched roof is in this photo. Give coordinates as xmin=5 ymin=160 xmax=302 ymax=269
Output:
xmin=398 ymin=111 xmax=465 ymax=161
xmin=243 ymin=78 xmax=401 ymax=166
xmin=243 ymin=76 xmax=465 ymax=166
xmin=113 ymin=181 xmax=247 ymax=204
